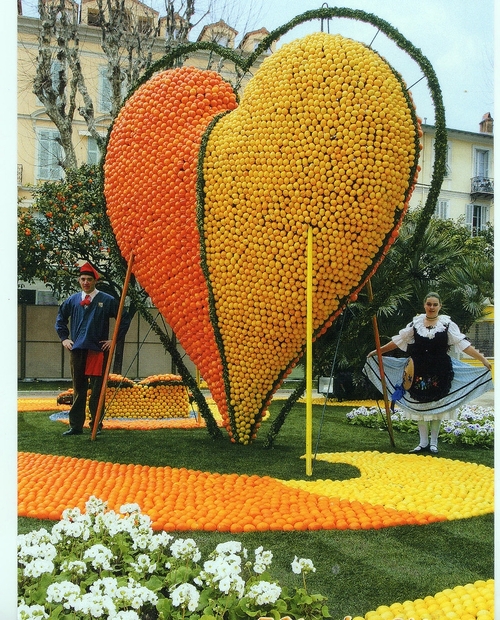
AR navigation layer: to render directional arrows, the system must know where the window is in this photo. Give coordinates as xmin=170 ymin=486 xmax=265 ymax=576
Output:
xmin=137 ymin=16 xmax=154 ymax=34
xmin=99 ymin=66 xmax=113 ymax=113
xmin=214 ymin=34 xmax=229 ymax=46
xmin=99 ymin=66 xmax=128 ymax=113
xmin=37 ymin=129 xmax=64 ymax=180
xmin=87 ymin=137 xmax=101 ymax=165
xmin=36 ymin=60 xmax=63 ymax=107
xmin=87 ymin=8 xmax=100 ymax=26
xmin=435 ymin=199 xmax=449 ymax=220
xmin=474 ymin=148 xmax=490 ymax=178
xmin=465 ymin=203 xmax=490 ymax=235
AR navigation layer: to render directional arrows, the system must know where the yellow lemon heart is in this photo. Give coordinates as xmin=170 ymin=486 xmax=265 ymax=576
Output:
xmin=201 ymin=32 xmax=420 ymax=442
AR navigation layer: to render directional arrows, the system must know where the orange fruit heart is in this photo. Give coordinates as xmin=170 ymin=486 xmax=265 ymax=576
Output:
xmin=105 ymin=66 xmax=237 ymax=430
xmin=105 ymin=33 xmax=420 ymax=443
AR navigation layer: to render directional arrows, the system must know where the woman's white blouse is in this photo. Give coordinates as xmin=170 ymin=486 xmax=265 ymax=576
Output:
xmin=392 ymin=314 xmax=470 ymax=353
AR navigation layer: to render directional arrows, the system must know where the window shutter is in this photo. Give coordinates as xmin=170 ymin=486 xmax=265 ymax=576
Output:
xmin=480 ymin=205 xmax=490 ymax=230
xmin=99 ymin=66 xmax=112 ymax=113
xmin=87 ymin=137 xmax=100 ymax=164
xmin=465 ymin=203 xmax=474 ymax=233
xmin=436 ymin=199 xmax=449 ymax=219
xmin=38 ymin=130 xmax=51 ymax=180
xmin=37 ymin=129 xmax=63 ymax=180
xmin=474 ymin=149 xmax=489 ymax=178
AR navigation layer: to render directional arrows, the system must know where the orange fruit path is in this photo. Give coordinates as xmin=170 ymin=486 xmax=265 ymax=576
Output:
xmin=18 ymin=451 xmax=447 ymax=531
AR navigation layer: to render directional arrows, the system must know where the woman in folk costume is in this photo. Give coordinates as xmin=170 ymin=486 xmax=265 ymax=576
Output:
xmin=364 ymin=292 xmax=492 ymax=454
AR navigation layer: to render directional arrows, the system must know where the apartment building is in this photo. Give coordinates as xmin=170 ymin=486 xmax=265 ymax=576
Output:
xmin=409 ymin=113 xmax=494 ymax=235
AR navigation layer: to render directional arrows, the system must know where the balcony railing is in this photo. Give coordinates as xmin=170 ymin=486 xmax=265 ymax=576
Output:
xmin=17 ymin=164 xmax=23 ymax=185
xmin=471 ymin=176 xmax=494 ymax=198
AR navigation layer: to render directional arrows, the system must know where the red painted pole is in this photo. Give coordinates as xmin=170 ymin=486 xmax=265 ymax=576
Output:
xmin=366 ymin=279 xmax=396 ymax=447
xmin=91 ymin=253 xmax=134 ymax=440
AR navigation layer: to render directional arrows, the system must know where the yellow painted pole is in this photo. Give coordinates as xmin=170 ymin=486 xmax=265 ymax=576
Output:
xmin=305 ymin=226 xmax=313 ymax=476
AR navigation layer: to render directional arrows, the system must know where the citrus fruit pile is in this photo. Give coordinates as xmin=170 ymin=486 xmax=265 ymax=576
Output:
xmin=105 ymin=32 xmax=420 ymax=443
xmin=358 ymin=579 xmax=494 ymax=620
xmin=55 ymin=374 xmax=190 ymax=419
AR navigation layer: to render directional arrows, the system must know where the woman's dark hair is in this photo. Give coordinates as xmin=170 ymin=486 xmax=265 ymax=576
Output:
xmin=424 ymin=291 xmax=441 ymax=303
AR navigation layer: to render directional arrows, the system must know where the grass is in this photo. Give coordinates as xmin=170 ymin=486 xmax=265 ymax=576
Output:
xmin=18 ymin=401 xmax=494 ymax=619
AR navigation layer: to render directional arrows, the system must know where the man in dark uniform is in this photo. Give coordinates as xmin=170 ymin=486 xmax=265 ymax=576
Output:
xmin=55 ymin=262 xmax=131 ymax=435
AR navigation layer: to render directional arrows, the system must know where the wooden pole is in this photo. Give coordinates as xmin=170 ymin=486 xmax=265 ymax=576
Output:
xmin=305 ymin=226 xmax=313 ymax=476
xmin=91 ymin=253 xmax=135 ymax=440
xmin=366 ymin=279 xmax=396 ymax=447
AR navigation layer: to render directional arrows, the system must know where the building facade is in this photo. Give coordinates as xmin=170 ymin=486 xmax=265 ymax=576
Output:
xmin=409 ymin=113 xmax=494 ymax=235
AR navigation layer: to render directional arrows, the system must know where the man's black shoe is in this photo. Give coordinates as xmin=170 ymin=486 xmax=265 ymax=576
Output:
xmin=62 ymin=428 xmax=83 ymax=436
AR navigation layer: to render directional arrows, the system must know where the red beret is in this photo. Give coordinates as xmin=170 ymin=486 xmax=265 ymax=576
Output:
xmin=79 ymin=262 xmax=99 ymax=280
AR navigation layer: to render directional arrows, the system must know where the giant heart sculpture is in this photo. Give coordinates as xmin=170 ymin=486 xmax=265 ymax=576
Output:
xmin=104 ymin=32 xmax=421 ymax=443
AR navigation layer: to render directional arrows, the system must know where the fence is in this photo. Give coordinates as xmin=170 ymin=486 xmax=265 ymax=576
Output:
xmin=18 ymin=304 xmax=493 ymax=381
xmin=18 ymin=304 xmax=196 ymax=380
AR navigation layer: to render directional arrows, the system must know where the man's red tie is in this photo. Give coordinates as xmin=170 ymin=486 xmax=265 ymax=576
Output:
xmin=81 ymin=295 xmax=92 ymax=307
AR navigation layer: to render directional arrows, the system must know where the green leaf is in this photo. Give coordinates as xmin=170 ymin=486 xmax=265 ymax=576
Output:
xmin=156 ymin=597 xmax=174 ymax=616
xmin=144 ymin=574 xmax=166 ymax=592
xmin=166 ymin=565 xmax=196 ymax=585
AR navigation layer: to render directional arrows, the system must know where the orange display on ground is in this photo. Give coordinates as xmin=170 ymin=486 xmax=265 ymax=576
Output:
xmin=18 ymin=451 xmax=447 ymax=531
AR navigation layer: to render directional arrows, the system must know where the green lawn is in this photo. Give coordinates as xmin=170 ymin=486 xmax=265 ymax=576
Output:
xmin=18 ymin=401 xmax=494 ymax=619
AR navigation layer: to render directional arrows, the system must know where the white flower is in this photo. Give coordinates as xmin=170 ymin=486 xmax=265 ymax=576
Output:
xmin=61 ymin=506 xmax=82 ymax=521
xmin=17 ymin=603 xmax=49 ymax=619
xmin=219 ymin=574 xmax=245 ymax=597
xmin=52 ymin=517 xmax=92 ymax=541
xmin=60 ymin=559 xmax=87 ymax=576
xmin=120 ymin=503 xmax=142 ymax=514
xmin=98 ymin=577 xmax=158 ymax=608
xmin=170 ymin=538 xmax=201 ymax=562
xmin=22 ymin=558 xmax=55 ymax=578
xmin=83 ymin=543 xmax=114 ymax=570
xmin=17 ymin=529 xmax=52 ymax=548
xmin=85 ymin=496 xmax=108 ymax=515
xmin=46 ymin=580 xmax=81 ymax=604
xmin=291 ymin=556 xmax=316 ymax=575
xmin=215 ymin=540 xmax=243 ymax=556
xmin=90 ymin=576 xmax=120 ymax=598
xmin=130 ymin=553 xmax=157 ymax=574
xmin=246 ymin=581 xmax=282 ymax=606
xmin=71 ymin=592 xmax=116 ymax=616
xmin=18 ymin=541 xmax=57 ymax=564
xmin=113 ymin=612 xmax=141 ymax=620
xmin=253 ymin=546 xmax=273 ymax=574
xmin=125 ymin=512 xmax=152 ymax=533
xmin=93 ymin=510 xmax=126 ymax=536
xmin=171 ymin=583 xmax=200 ymax=612
xmin=148 ymin=530 xmax=174 ymax=552
xmin=131 ymin=531 xmax=154 ymax=551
